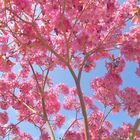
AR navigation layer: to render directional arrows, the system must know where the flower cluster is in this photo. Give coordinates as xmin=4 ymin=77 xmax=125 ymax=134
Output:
xmin=90 ymin=73 xmax=122 ymax=111
xmin=119 ymin=87 xmax=140 ymax=116
xmin=56 ymin=83 xmax=69 ymax=95
xmin=110 ymin=123 xmax=140 ymax=139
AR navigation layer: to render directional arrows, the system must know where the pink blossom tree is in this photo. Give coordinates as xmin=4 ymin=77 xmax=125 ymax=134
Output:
xmin=0 ymin=0 xmax=140 ymax=140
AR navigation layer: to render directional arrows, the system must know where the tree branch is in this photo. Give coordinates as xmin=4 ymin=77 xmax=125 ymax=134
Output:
xmin=67 ymin=63 xmax=90 ymax=140
xmin=127 ymin=114 xmax=140 ymax=140
xmin=33 ymin=22 xmax=90 ymax=140
xmin=28 ymin=61 xmax=55 ymax=140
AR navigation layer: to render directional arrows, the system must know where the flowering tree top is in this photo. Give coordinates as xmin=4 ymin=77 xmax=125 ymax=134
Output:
xmin=0 ymin=0 xmax=140 ymax=140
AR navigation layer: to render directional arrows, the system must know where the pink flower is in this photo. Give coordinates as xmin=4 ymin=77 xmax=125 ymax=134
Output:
xmin=88 ymin=112 xmax=111 ymax=139
xmin=19 ymin=82 xmax=32 ymax=94
xmin=0 ymin=126 xmax=6 ymax=137
xmin=0 ymin=112 xmax=8 ymax=125
xmin=83 ymin=56 xmax=96 ymax=72
xmin=56 ymin=84 xmax=69 ymax=95
xmin=83 ymin=95 xmax=98 ymax=111
xmin=0 ymin=44 xmax=9 ymax=55
xmin=120 ymin=87 xmax=140 ymax=116
xmin=63 ymin=96 xmax=80 ymax=110
xmin=70 ymin=87 xmax=78 ymax=96
xmin=90 ymin=73 xmax=121 ymax=109
xmin=63 ymin=97 xmax=75 ymax=110
xmin=136 ymin=66 xmax=140 ymax=76
xmin=0 ymin=101 xmax=8 ymax=110
xmin=53 ymin=114 xmax=65 ymax=128
xmin=12 ymin=133 xmax=33 ymax=140
xmin=63 ymin=131 xmax=82 ymax=140
xmin=8 ymin=124 xmax=20 ymax=135
xmin=21 ymin=133 xmax=33 ymax=140
xmin=121 ymin=25 xmax=140 ymax=62
xmin=105 ymin=56 xmax=125 ymax=74
xmin=0 ymin=57 xmax=14 ymax=72
xmin=111 ymin=123 xmax=132 ymax=139
xmin=104 ymin=121 xmax=113 ymax=130
xmin=53 ymin=14 xmax=71 ymax=33
xmin=13 ymin=0 xmax=31 ymax=12
xmin=45 ymin=92 xmax=60 ymax=115
xmin=40 ymin=133 xmax=49 ymax=140
xmin=8 ymin=73 xmax=16 ymax=80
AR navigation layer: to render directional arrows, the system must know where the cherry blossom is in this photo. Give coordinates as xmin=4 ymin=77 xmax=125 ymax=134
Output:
xmin=119 ymin=87 xmax=140 ymax=116
xmin=53 ymin=114 xmax=65 ymax=128
xmin=0 ymin=112 xmax=8 ymax=125
xmin=56 ymin=83 xmax=69 ymax=95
